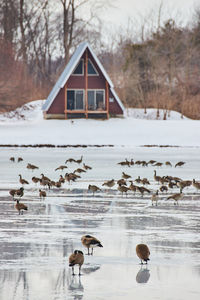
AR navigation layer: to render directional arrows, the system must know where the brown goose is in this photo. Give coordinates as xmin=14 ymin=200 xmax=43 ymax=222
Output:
xmin=117 ymin=159 xmax=130 ymax=167
xmin=129 ymin=181 xmax=137 ymax=193
xmin=167 ymin=189 xmax=183 ymax=205
xmin=159 ymin=185 xmax=168 ymax=193
xmin=32 ymin=176 xmax=40 ymax=184
xmin=55 ymin=165 xmax=68 ymax=171
xmin=118 ymin=184 xmax=129 ymax=196
xmin=18 ymin=157 xmax=23 ymax=162
xmin=39 ymin=189 xmax=46 ymax=199
xmin=59 ymin=175 xmax=65 ymax=184
xmin=65 ymin=158 xmax=76 ymax=163
xmin=165 ymin=161 xmax=172 ymax=167
xmin=154 ymin=170 xmax=161 ymax=184
xmin=192 ymin=179 xmax=200 ymax=192
xmin=19 ymin=174 xmax=29 ymax=185
xmin=102 ymin=179 xmax=115 ymax=188
xmin=83 ymin=163 xmax=92 ymax=170
xmin=10 ymin=157 xmax=15 ymax=162
xmin=122 ymin=172 xmax=131 ymax=179
xmin=137 ymin=186 xmax=151 ymax=197
xmin=88 ymin=184 xmax=101 ymax=195
xmin=151 ymin=190 xmax=159 ymax=206
xmin=175 ymin=161 xmax=185 ymax=168
xmin=81 ymin=235 xmax=103 ymax=255
xmin=136 ymin=244 xmax=150 ymax=264
xmin=74 ymin=168 xmax=86 ymax=174
xmin=69 ymin=250 xmax=84 ymax=276
xmin=15 ymin=200 xmax=28 ymax=215
xmin=76 ymin=156 xmax=83 ymax=164
xmin=27 ymin=163 xmax=39 ymax=171
xmin=117 ymin=179 xmax=127 ymax=186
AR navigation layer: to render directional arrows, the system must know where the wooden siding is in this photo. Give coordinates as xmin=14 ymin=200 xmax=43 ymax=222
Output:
xmin=47 ymin=47 xmax=123 ymax=117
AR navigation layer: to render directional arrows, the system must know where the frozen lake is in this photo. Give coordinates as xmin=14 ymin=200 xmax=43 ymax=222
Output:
xmin=0 ymin=146 xmax=200 ymax=300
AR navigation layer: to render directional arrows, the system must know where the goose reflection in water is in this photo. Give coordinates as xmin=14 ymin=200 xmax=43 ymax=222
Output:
xmin=136 ymin=266 xmax=150 ymax=284
xmin=68 ymin=276 xmax=84 ymax=300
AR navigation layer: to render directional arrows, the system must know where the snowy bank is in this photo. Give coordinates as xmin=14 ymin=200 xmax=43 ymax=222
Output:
xmin=0 ymin=100 xmax=200 ymax=147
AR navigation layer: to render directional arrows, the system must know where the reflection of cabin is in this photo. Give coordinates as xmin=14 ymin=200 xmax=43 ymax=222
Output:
xmin=42 ymin=41 xmax=124 ymax=119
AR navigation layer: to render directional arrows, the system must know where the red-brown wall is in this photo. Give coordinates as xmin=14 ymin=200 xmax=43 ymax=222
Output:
xmin=47 ymin=48 xmax=123 ymax=116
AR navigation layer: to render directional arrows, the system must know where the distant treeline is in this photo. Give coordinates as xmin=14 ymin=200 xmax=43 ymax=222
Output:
xmin=0 ymin=0 xmax=200 ymax=119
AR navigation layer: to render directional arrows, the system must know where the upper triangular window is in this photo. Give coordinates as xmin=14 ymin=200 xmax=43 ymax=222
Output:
xmin=88 ymin=59 xmax=98 ymax=75
xmin=73 ymin=59 xmax=84 ymax=75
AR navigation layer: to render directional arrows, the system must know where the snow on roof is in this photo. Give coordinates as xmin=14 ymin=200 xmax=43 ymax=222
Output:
xmin=42 ymin=41 xmax=124 ymax=112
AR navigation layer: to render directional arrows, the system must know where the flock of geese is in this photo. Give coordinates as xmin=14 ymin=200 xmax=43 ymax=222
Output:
xmin=8 ymin=155 xmax=200 ymax=215
xmin=7 ymin=154 xmax=199 ymax=276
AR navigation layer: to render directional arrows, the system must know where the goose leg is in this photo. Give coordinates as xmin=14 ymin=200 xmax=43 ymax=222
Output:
xmin=72 ymin=266 xmax=75 ymax=276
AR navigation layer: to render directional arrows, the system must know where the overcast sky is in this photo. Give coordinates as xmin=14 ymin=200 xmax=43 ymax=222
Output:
xmin=100 ymin=0 xmax=199 ymax=29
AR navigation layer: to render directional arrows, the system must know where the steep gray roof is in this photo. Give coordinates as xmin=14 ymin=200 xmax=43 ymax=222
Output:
xmin=42 ymin=41 xmax=124 ymax=112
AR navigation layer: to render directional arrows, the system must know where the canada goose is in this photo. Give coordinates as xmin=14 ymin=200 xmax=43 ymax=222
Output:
xmin=69 ymin=250 xmax=84 ymax=276
xmin=10 ymin=157 xmax=15 ymax=162
xmin=102 ymin=179 xmax=115 ymax=188
xmin=167 ymin=189 xmax=183 ymax=205
xmin=117 ymin=179 xmax=127 ymax=186
xmin=148 ymin=160 xmax=156 ymax=165
xmin=117 ymin=159 xmax=130 ymax=167
xmin=59 ymin=175 xmax=65 ymax=184
xmin=55 ymin=181 xmax=61 ymax=188
xmin=154 ymin=170 xmax=161 ymax=184
xmin=32 ymin=176 xmax=40 ymax=184
xmin=129 ymin=181 xmax=137 ymax=193
xmin=151 ymin=190 xmax=159 ymax=206
xmin=178 ymin=180 xmax=192 ymax=190
xmin=135 ymin=176 xmax=141 ymax=184
xmin=153 ymin=162 xmax=163 ymax=167
xmin=192 ymin=179 xmax=200 ymax=192
xmin=165 ymin=161 xmax=172 ymax=167
xmin=159 ymin=185 xmax=168 ymax=193
xmin=39 ymin=189 xmax=46 ymax=199
xmin=76 ymin=156 xmax=83 ymax=164
xmin=175 ymin=161 xmax=185 ymax=168
xmin=81 ymin=235 xmax=103 ymax=255
xmin=9 ymin=189 xmax=17 ymax=198
xmin=88 ymin=184 xmax=101 ymax=195
xmin=15 ymin=200 xmax=28 ymax=215
xmin=41 ymin=173 xmax=51 ymax=182
xmin=130 ymin=159 xmax=134 ymax=166
xmin=122 ymin=172 xmax=131 ymax=179
xmin=141 ymin=178 xmax=150 ymax=185
xmin=65 ymin=158 xmax=76 ymax=163
xmin=16 ymin=187 xmax=24 ymax=198
xmin=168 ymin=181 xmax=177 ymax=189
xmin=136 ymin=244 xmax=150 ymax=264
xmin=18 ymin=157 xmax=23 ymax=162
xmin=137 ymin=186 xmax=151 ymax=197
xmin=83 ymin=163 xmax=92 ymax=170
xmin=118 ymin=184 xmax=129 ymax=196
xmin=55 ymin=165 xmax=68 ymax=171
xmin=65 ymin=173 xmax=80 ymax=184
xmin=74 ymin=168 xmax=86 ymax=174
xmin=26 ymin=163 xmax=39 ymax=170
xmin=19 ymin=174 xmax=29 ymax=185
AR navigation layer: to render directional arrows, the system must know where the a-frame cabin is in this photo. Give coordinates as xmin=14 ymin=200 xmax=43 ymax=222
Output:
xmin=42 ymin=42 xmax=124 ymax=119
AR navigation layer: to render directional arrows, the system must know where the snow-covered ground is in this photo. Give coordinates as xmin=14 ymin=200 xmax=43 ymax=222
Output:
xmin=0 ymin=100 xmax=199 ymax=147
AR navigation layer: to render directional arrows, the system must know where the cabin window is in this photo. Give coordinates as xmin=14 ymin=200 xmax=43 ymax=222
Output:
xmin=72 ymin=59 xmax=84 ymax=75
xmin=67 ymin=90 xmax=84 ymax=110
xmin=88 ymin=59 xmax=98 ymax=75
xmin=87 ymin=90 xmax=105 ymax=110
